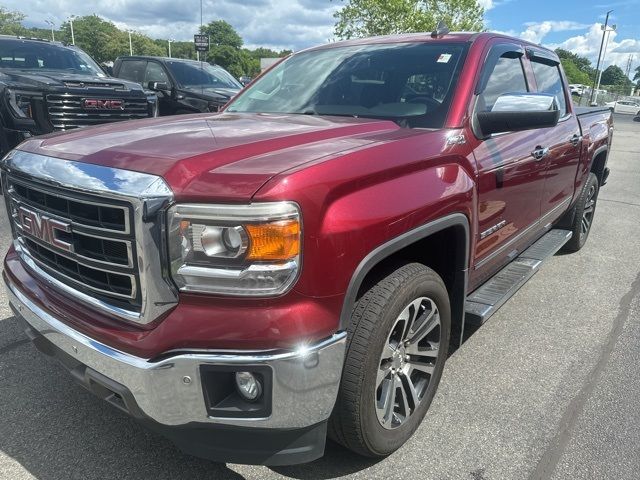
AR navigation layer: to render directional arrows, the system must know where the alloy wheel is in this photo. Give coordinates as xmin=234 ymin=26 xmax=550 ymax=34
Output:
xmin=581 ymin=184 xmax=597 ymax=239
xmin=375 ymin=297 xmax=441 ymax=430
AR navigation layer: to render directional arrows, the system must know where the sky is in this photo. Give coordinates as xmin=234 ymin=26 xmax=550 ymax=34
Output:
xmin=6 ymin=0 xmax=640 ymax=76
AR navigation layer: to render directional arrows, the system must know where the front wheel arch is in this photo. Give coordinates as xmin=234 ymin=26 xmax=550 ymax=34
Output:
xmin=339 ymin=214 xmax=469 ymax=344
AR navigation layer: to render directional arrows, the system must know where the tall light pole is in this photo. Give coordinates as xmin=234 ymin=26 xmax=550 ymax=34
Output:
xmin=590 ymin=10 xmax=614 ymax=105
xmin=69 ymin=15 xmax=77 ymax=45
xmin=168 ymin=39 xmax=174 ymax=58
xmin=44 ymin=20 xmax=55 ymax=42
xmin=128 ymin=30 xmax=133 ymax=55
xmin=593 ymin=22 xmax=617 ymax=104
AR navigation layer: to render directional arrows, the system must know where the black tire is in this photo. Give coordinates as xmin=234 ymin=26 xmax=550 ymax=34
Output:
xmin=329 ymin=263 xmax=451 ymax=457
xmin=563 ymin=172 xmax=599 ymax=253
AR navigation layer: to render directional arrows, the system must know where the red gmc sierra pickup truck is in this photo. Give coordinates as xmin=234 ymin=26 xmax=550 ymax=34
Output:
xmin=1 ymin=30 xmax=612 ymax=465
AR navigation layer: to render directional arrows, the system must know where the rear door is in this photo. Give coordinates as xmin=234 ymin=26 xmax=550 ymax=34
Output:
xmin=527 ymin=48 xmax=582 ymax=224
xmin=470 ymin=42 xmax=549 ymax=287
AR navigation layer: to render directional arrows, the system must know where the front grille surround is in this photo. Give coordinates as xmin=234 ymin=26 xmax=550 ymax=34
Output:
xmin=1 ymin=150 xmax=177 ymax=325
xmin=46 ymin=93 xmax=149 ymax=131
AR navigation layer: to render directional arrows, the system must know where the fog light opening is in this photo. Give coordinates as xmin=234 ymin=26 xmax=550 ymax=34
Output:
xmin=235 ymin=371 xmax=262 ymax=402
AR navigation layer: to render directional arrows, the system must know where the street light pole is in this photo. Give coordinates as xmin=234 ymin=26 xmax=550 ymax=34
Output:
xmin=45 ymin=20 xmax=55 ymax=42
xmin=594 ymin=25 xmax=616 ymax=104
xmin=168 ymin=39 xmax=174 ymax=58
xmin=590 ymin=10 xmax=613 ymax=105
xmin=128 ymin=31 xmax=133 ymax=55
xmin=69 ymin=15 xmax=76 ymax=45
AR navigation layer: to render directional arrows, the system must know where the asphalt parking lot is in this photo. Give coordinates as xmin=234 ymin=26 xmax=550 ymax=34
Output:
xmin=0 ymin=113 xmax=639 ymax=480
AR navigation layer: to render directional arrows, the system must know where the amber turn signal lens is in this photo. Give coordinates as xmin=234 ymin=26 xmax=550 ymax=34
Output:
xmin=246 ymin=220 xmax=300 ymax=261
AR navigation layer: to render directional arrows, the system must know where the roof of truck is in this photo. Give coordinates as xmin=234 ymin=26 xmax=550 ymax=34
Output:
xmin=301 ymin=31 xmax=553 ymax=55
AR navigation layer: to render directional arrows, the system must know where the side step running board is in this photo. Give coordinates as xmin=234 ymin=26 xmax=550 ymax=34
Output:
xmin=465 ymin=229 xmax=572 ymax=326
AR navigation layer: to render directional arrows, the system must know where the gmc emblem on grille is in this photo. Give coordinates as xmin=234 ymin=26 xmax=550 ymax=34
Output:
xmin=82 ymin=98 xmax=124 ymax=110
xmin=17 ymin=206 xmax=74 ymax=253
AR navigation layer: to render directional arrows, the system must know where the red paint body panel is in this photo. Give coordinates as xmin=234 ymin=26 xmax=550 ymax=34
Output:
xmin=4 ymin=32 xmax=613 ymax=357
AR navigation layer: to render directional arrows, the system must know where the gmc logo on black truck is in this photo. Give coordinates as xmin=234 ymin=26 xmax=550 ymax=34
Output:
xmin=82 ymin=98 xmax=125 ymax=110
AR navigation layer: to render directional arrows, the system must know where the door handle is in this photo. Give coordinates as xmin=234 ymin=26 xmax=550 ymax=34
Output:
xmin=569 ymin=134 xmax=583 ymax=147
xmin=531 ymin=146 xmax=550 ymax=161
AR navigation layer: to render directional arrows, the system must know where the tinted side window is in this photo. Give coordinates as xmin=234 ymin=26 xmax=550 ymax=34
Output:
xmin=144 ymin=62 xmax=170 ymax=84
xmin=531 ymin=61 xmax=567 ymax=114
xmin=479 ymin=55 xmax=528 ymax=111
xmin=117 ymin=60 xmax=146 ymax=83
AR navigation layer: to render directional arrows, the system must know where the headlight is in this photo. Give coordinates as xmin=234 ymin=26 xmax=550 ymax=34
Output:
xmin=168 ymin=202 xmax=302 ymax=296
xmin=7 ymin=89 xmax=37 ymax=118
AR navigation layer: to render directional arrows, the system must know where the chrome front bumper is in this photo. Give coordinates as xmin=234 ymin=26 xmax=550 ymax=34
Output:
xmin=5 ymin=275 xmax=347 ymax=430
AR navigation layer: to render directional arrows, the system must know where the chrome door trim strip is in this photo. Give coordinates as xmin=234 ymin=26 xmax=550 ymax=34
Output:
xmin=474 ymin=197 xmax=572 ymax=270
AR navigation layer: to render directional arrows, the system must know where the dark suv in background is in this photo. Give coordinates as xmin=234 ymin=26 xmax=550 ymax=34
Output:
xmin=113 ymin=56 xmax=242 ymax=115
xmin=0 ymin=36 xmax=158 ymax=154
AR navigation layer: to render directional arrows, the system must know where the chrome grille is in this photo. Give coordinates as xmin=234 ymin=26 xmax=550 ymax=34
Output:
xmin=6 ymin=176 xmax=139 ymax=305
xmin=10 ymin=180 xmax=129 ymax=233
xmin=46 ymin=94 xmax=149 ymax=131
xmin=1 ymin=150 xmax=177 ymax=325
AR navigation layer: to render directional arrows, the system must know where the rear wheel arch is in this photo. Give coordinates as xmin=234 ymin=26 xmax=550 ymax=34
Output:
xmin=590 ymin=146 xmax=608 ymax=185
xmin=339 ymin=213 xmax=470 ymax=343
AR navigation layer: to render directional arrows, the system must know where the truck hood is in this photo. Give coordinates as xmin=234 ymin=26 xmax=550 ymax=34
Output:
xmin=18 ymin=112 xmax=400 ymax=201
xmin=0 ymin=70 xmax=143 ymax=92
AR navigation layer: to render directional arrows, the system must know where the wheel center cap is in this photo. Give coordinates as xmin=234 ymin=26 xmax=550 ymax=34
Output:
xmin=392 ymin=346 xmax=406 ymax=369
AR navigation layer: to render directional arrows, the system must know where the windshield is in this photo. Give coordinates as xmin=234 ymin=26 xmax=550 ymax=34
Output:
xmin=0 ymin=39 xmax=105 ymax=76
xmin=227 ymin=42 xmax=468 ymax=128
xmin=167 ymin=61 xmax=242 ymax=89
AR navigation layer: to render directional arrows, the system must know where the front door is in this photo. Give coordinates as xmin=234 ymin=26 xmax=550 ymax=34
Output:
xmin=143 ymin=61 xmax=174 ymax=116
xmin=469 ymin=45 xmax=548 ymax=289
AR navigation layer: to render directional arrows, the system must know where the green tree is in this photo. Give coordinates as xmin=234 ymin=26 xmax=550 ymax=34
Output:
xmin=601 ymin=64 xmax=627 ymax=86
xmin=58 ymin=15 xmax=163 ymax=63
xmin=333 ymin=0 xmax=484 ymax=39
xmin=555 ymin=48 xmax=595 ymax=79
xmin=0 ymin=7 xmax=26 ymax=35
xmin=555 ymin=48 xmax=599 ymax=96
xmin=200 ymin=20 xmax=243 ymax=49
xmin=560 ymin=59 xmax=591 ymax=85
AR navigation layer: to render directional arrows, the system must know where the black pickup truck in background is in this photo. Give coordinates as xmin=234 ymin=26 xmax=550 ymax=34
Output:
xmin=112 ymin=56 xmax=242 ymax=115
xmin=0 ymin=36 xmax=158 ymax=155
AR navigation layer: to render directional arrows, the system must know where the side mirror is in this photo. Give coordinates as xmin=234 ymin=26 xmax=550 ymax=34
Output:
xmin=476 ymin=93 xmax=560 ymax=138
xmin=148 ymin=81 xmax=169 ymax=91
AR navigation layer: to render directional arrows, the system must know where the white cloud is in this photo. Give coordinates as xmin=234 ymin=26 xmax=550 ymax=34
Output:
xmin=518 ymin=21 xmax=590 ymax=44
xmin=3 ymin=0 xmax=339 ymax=51
xmin=477 ymin=0 xmax=495 ymax=10
xmin=547 ymin=23 xmax=638 ymax=73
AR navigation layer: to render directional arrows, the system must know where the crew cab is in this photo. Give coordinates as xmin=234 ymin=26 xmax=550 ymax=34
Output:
xmin=112 ymin=56 xmax=242 ymax=115
xmin=1 ymin=30 xmax=612 ymax=465
xmin=0 ymin=36 xmax=158 ymax=154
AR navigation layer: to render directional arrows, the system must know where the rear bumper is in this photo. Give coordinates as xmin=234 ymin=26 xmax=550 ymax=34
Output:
xmin=4 ymin=271 xmax=347 ymax=464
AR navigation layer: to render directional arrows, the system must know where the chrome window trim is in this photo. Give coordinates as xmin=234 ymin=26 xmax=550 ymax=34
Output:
xmin=1 ymin=150 xmax=178 ymax=325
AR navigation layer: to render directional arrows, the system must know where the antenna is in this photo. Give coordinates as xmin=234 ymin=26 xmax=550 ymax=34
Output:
xmin=431 ymin=21 xmax=450 ymax=38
